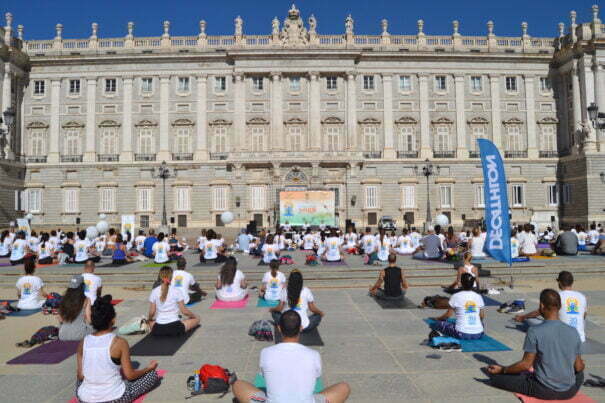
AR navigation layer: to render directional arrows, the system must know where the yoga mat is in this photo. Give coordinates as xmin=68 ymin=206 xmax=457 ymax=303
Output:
xmin=69 ymin=369 xmax=167 ymax=403
xmin=582 ymin=339 xmax=605 ymax=355
xmin=256 ymin=298 xmax=280 ymax=308
xmin=101 ymin=261 xmax=136 ymax=268
xmin=322 ymin=260 xmax=348 ymax=267
xmin=130 ymin=329 xmax=197 ymax=356
xmin=531 ymin=256 xmax=558 ymax=260
xmin=143 ymin=262 xmax=174 ymax=268
xmin=512 ymin=256 xmax=531 ymax=262
xmin=0 ymin=262 xmax=12 ymax=267
xmin=372 ymin=296 xmax=417 ymax=309
xmin=274 ymin=326 xmax=324 ymax=346
xmin=9 ymin=308 xmax=42 ymax=317
xmin=254 ymin=373 xmax=323 ymax=393
xmin=514 ymin=392 xmax=595 ymax=403
xmin=192 ymin=262 xmax=221 ymax=268
xmin=111 ymin=299 xmax=124 ymax=306
xmin=424 ymin=319 xmax=511 ymax=352
xmin=37 ymin=263 xmax=59 ymax=268
xmin=185 ymin=300 xmax=201 ymax=308
xmin=482 ymin=296 xmax=502 ymax=307
xmin=7 ymin=340 xmax=79 ymax=364
xmin=210 ymin=295 xmax=249 ymax=309
xmin=59 ymin=263 xmax=85 ymax=268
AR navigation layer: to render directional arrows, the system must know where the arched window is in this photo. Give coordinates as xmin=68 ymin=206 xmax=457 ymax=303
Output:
xmin=65 ymin=130 xmax=81 ymax=155
xmin=139 ymin=128 xmax=154 ymax=154
xmin=175 ymin=127 xmax=190 ymax=154
xmin=100 ymin=128 xmax=118 ymax=155
xmin=213 ymin=127 xmax=227 ymax=153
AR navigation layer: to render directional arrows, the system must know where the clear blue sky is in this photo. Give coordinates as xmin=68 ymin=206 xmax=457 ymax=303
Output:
xmin=2 ymin=0 xmax=599 ymax=40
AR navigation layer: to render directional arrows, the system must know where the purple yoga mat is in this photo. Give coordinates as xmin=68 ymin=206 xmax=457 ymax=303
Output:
xmin=7 ymin=340 xmax=79 ymax=365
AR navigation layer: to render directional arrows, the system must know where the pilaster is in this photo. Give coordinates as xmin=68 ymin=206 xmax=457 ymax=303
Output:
xmin=571 ymin=63 xmax=582 ymax=135
xmin=157 ymin=75 xmax=171 ymax=161
xmin=489 ymin=75 xmax=502 ymax=149
xmin=524 ymin=75 xmax=538 ymax=158
xmin=233 ymin=73 xmax=245 ymax=151
xmin=194 ymin=75 xmax=208 ymax=160
xmin=271 ymin=73 xmax=284 ymax=150
xmin=454 ymin=75 xmax=467 ymax=158
xmin=346 ymin=72 xmax=357 ymax=151
xmin=84 ymin=78 xmax=97 ymax=162
xmin=309 ymin=72 xmax=321 ymax=151
xmin=382 ymin=74 xmax=395 ymax=158
xmin=418 ymin=74 xmax=431 ymax=158
xmin=47 ymin=79 xmax=61 ymax=163
xmin=121 ymin=76 xmax=133 ymax=162
xmin=1 ymin=67 xmax=13 ymax=159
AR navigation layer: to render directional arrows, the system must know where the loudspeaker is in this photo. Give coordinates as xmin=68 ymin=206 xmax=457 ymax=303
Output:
xmin=345 ymin=219 xmax=355 ymax=231
xmin=247 ymin=220 xmax=257 ymax=235
xmin=170 ymin=217 xmax=175 ymax=224
xmin=404 ymin=212 xmax=414 ymax=225
xmin=76 ymin=217 xmax=81 ymax=225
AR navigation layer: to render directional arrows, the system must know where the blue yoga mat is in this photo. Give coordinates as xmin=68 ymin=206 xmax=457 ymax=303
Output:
xmin=424 ymin=319 xmax=511 ymax=352
xmin=254 ymin=373 xmax=323 ymax=393
xmin=256 ymin=298 xmax=280 ymax=308
xmin=10 ymin=308 xmax=42 ymax=317
xmin=185 ymin=300 xmax=201 ymax=308
xmin=482 ymin=296 xmax=502 ymax=307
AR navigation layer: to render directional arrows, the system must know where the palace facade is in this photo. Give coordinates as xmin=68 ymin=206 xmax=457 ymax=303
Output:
xmin=0 ymin=5 xmax=604 ymax=230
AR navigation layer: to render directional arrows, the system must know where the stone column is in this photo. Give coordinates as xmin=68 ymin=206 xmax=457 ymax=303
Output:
xmin=418 ymin=74 xmax=431 ymax=158
xmin=233 ymin=73 xmax=245 ymax=151
xmin=194 ymin=75 xmax=208 ymax=160
xmin=48 ymin=79 xmax=61 ymax=163
xmin=84 ymin=78 xmax=97 ymax=162
xmin=571 ymin=65 xmax=582 ymax=135
xmin=454 ymin=75 xmax=467 ymax=157
xmin=309 ymin=72 xmax=321 ymax=150
xmin=1 ymin=66 xmax=13 ymax=159
xmin=594 ymin=58 xmax=605 ymax=113
xmin=121 ymin=76 xmax=133 ymax=162
xmin=270 ymin=73 xmax=283 ymax=150
xmin=489 ymin=75 xmax=502 ymax=148
xmin=382 ymin=74 xmax=395 ymax=158
xmin=346 ymin=72 xmax=357 ymax=150
xmin=524 ymin=75 xmax=538 ymax=158
xmin=157 ymin=75 xmax=171 ymax=161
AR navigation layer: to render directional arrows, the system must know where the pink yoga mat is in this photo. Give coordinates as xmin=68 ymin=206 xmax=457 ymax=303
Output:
xmin=69 ymin=369 xmax=166 ymax=403
xmin=514 ymin=392 xmax=595 ymax=403
xmin=210 ymin=295 xmax=249 ymax=309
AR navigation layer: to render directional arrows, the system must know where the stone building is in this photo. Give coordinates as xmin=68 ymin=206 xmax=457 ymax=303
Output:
xmin=1 ymin=5 xmax=603 ymax=230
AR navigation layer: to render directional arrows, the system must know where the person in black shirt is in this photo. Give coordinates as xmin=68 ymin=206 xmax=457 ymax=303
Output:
xmin=369 ymin=254 xmax=409 ymax=300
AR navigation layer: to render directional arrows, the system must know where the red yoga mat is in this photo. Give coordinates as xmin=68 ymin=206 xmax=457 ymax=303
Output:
xmin=210 ymin=295 xmax=249 ymax=309
xmin=111 ymin=299 xmax=124 ymax=305
xmin=514 ymin=392 xmax=595 ymax=403
xmin=69 ymin=369 xmax=166 ymax=403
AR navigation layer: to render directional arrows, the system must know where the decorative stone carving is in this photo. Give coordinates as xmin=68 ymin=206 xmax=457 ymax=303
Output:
xmin=308 ymin=14 xmax=317 ymax=34
xmin=199 ymin=20 xmax=206 ymax=38
xmin=126 ymin=22 xmax=134 ymax=39
xmin=272 ymin=17 xmax=280 ymax=36
xmin=381 ymin=19 xmax=388 ymax=35
xmin=285 ymin=167 xmax=308 ymax=183
xmin=345 ymin=14 xmax=354 ymax=35
xmin=91 ymin=23 xmax=98 ymax=40
xmin=234 ymin=16 xmax=243 ymax=36
xmin=280 ymin=5 xmax=308 ymax=47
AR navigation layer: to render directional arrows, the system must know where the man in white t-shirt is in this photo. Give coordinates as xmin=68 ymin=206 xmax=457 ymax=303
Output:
xmin=588 ymin=224 xmax=600 ymax=245
xmin=515 ymin=271 xmax=588 ymax=343
xmin=232 ymin=310 xmax=350 ymax=403
xmin=169 ymin=258 xmax=205 ymax=304
xmin=81 ymin=260 xmax=102 ymax=304
xmin=360 ymin=227 xmax=377 ymax=255
xmin=134 ymin=230 xmax=146 ymax=253
xmin=431 ymin=273 xmax=485 ymax=339
xmin=15 ymin=258 xmax=48 ymax=310
xmin=323 ymin=230 xmax=343 ymax=262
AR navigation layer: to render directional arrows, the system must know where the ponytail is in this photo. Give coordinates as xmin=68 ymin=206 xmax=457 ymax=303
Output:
xmin=287 ymin=270 xmax=303 ymax=309
xmin=158 ymin=266 xmax=173 ymax=302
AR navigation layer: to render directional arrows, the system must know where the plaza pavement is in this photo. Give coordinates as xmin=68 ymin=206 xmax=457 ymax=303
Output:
xmin=1 ymin=251 xmax=605 ymax=402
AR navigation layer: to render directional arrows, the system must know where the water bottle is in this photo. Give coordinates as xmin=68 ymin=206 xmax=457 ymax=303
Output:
xmin=194 ymin=369 xmax=200 ymax=392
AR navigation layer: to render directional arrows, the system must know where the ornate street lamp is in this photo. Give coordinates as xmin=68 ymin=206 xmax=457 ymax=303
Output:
xmin=588 ymin=102 xmax=605 ymax=129
xmin=419 ymin=159 xmax=439 ymax=228
xmin=153 ymin=161 xmax=173 ymax=230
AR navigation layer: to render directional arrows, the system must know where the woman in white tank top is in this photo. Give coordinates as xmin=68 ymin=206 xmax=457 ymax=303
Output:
xmin=445 ymin=252 xmax=480 ymax=291
xmin=77 ymin=295 xmax=160 ymax=403
xmin=467 ymin=227 xmax=486 ymax=258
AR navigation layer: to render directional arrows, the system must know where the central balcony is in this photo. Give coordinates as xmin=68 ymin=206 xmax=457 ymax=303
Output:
xmin=397 ymin=151 xmax=419 ymax=159
xmin=505 ymin=151 xmax=528 ymax=158
xmin=172 ymin=153 xmax=193 ymax=161
xmin=135 ymin=153 xmax=157 ymax=161
xmin=60 ymin=155 xmax=83 ymax=163
xmin=97 ymin=154 xmax=119 ymax=162
xmin=363 ymin=151 xmax=383 ymax=159
xmin=209 ymin=152 xmax=229 ymax=160
xmin=433 ymin=150 xmax=456 ymax=158
xmin=539 ymin=151 xmax=558 ymax=158
xmin=26 ymin=156 xmax=47 ymax=163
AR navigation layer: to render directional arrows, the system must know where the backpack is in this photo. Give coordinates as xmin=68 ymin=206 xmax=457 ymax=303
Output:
xmin=199 ymin=364 xmax=230 ymax=394
xmin=43 ymin=292 xmax=63 ymax=313
xmin=0 ymin=300 xmax=16 ymax=315
xmin=279 ymin=255 xmax=293 ymax=265
xmin=305 ymin=255 xmax=318 ymax=266
xmin=248 ymin=320 xmax=274 ymax=341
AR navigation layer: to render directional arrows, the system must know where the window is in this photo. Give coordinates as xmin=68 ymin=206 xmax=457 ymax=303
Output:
xmin=64 ymin=188 xmax=79 ymax=213
xmin=28 ymin=189 xmax=42 ymax=213
xmin=100 ymin=129 xmax=118 ymax=155
xmin=252 ymin=77 xmax=264 ymax=91
xmin=470 ymin=76 xmax=482 ymax=92
xmin=289 ymin=126 xmax=302 ymax=151
xmin=289 ymin=77 xmax=301 ymax=92
xmin=15 ymin=190 xmax=24 ymax=211
xmin=34 ymin=80 xmax=45 ymax=95
xmin=212 ymin=186 xmax=228 ymax=211
xmin=470 ymin=126 xmax=486 ymax=151
xmin=64 ymin=130 xmax=81 ymax=155
xmin=540 ymin=77 xmax=551 ymax=92
xmin=363 ymin=126 xmax=378 ymax=151
xmin=213 ymin=127 xmax=227 ymax=153
xmin=177 ymin=77 xmax=190 ymax=92
xmin=562 ymin=184 xmax=571 ymax=204
xmin=365 ymin=186 xmax=379 ymax=209
xmin=140 ymin=215 xmax=150 ymax=228
xmin=399 ymin=102 xmax=413 ymax=110
xmin=399 ymin=75 xmax=412 ymax=91
xmin=251 ymin=127 xmax=264 ymax=152
xmin=140 ymin=104 xmax=153 ymax=114
xmin=435 ymin=76 xmax=447 ymax=91
xmin=547 ymin=184 xmax=558 ymax=206
xmin=105 ymin=78 xmax=117 ymax=93
xmin=506 ymin=125 xmax=522 ymax=151
xmin=363 ymin=75 xmax=375 ymax=90
xmin=141 ymin=78 xmax=153 ymax=93
xmin=505 ymin=76 xmax=517 ymax=92
xmin=138 ymin=128 xmax=154 ymax=154
xmin=103 ymin=105 xmax=116 ymax=114
xmin=137 ymin=188 xmax=153 ymax=212
xmin=250 ymin=186 xmax=266 ymax=210
xmin=69 ymin=79 xmax=81 ymax=95
xmin=541 ymin=125 xmax=556 ymax=151
xmin=475 ymin=184 xmax=485 ymax=208
xmin=401 ymin=186 xmax=415 ymax=208
xmin=30 ymin=130 xmax=45 ymax=156
xmin=67 ymin=106 xmax=81 ymax=114
xmin=512 ymin=184 xmax=524 ymax=207
xmin=326 ymin=102 xmax=339 ymax=110
xmin=176 ymin=104 xmax=190 ymax=112
xmin=399 ymin=126 xmax=415 ymax=151
xmin=251 ymin=103 xmax=265 ymax=112
xmin=440 ymin=185 xmax=452 ymax=208
xmin=32 ymin=106 xmax=44 ymax=115
xmin=363 ymin=102 xmax=377 ymax=110
xmin=215 ymin=76 xmax=226 ymax=92
xmin=435 ymin=126 xmax=450 ymax=151
xmin=326 ymin=76 xmax=337 ymax=90
xmin=174 ymin=187 xmax=190 ymax=211
xmin=99 ymin=188 xmax=116 ymax=212
xmin=175 ymin=128 xmax=190 ymax=154
xmin=326 ymin=126 xmax=339 ymax=151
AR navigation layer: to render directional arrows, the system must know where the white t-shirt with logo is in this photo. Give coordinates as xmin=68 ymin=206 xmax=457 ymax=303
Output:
xmin=511 ymin=237 xmax=520 ymax=258
xmin=27 ymin=236 xmax=40 ymax=253
xmin=135 ymin=236 xmax=146 ymax=252
xmin=0 ymin=237 xmax=11 ymax=256
xmin=82 ymin=273 xmax=102 ymax=304
xmin=588 ymin=230 xmax=599 ymax=245
xmin=377 ymin=237 xmax=391 ymax=261
xmin=361 ymin=235 xmax=376 ymax=255
xmin=344 ymin=233 xmax=358 ymax=248
xmin=559 ymin=290 xmax=587 ymax=342
xmin=149 ymin=286 xmax=184 ymax=325
xmin=216 ymin=270 xmax=246 ymax=301
xmin=16 ymin=275 xmax=45 ymax=310
xmin=75 ymin=239 xmax=91 ymax=263
xmin=10 ymin=239 xmax=27 ymax=261
xmin=520 ymin=233 xmax=537 ymax=255
xmin=576 ymin=232 xmax=587 ymax=246
xmin=153 ymin=241 xmax=170 ymax=263
xmin=449 ymin=290 xmax=485 ymax=335
xmin=262 ymin=243 xmax=280 ymax=264
xmin=302 ymin=234 xmax=315 ymax=250
xmin=280 ymin=287 xmax=315 ymax=330
xmin=396 ymin=235 xmax=414 ymax=253
xmin=262 ymin=271 xmax=287 ymax=301
xmin=38 ymin=242 xmax=52 ymax=260
xmin=204 ymin=239 xmax=221 ymax=260
xmin=171 ymin=270 xmax=195 ymax=304
xmin=324 ymin=237 xmax=342 ymax=261
xmin=260 ymin=342 xmax=321 ymax=403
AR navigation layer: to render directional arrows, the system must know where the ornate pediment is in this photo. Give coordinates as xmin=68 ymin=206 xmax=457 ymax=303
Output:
xmin=209 ymin=119 xmax=232 ymax=126
xmin=538 ymin=117 xmax=558 ymax=124
xmin=321 ymin=116 xmax=344 ymax=124
xmin=284 ymin=117 xmax=307 ymax=125
xmin=98 ymin=120 xmax=121 ymax=127
xmin=62 ymin=120 xmax=85 ymax=128
xmin=502 ymin=117 xmax=524 ymax=126
xmin=431 ymin=117 xmax=453 ymax=125
xmin=285 ymin=167 xmax=308 ymax=183
xmin=26 ymin=121 xmax=49 ymax=129
xmin=247 ymin=117 xmax=269 ymax=125
xmin=134 ymin=119 xmax=158 ymax=127
xmin=358 ymin=117 xmax=381 ymax=125
xmin=467 ymin=116 xmax=489 ymax=125
xmin=395 ymin=116 xmax=417 ymax=124
xmin=172 ymin=118 xmax=195 ymax=126
xmin=280 ymin=5 xmax=309 ymax=47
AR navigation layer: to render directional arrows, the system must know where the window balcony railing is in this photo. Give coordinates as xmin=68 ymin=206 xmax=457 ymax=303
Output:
xmin=396 ymin=151 xmax=418 ymax=159
xmin=504 ymin=151 xmax=528 ymax=158
xmin=539 ymin=150 xmax=558 ymax=158
xmin=209 ymin=152 xmax=229 ymax=160
xmin=97 ymin=154 xmax=119 ymax=162
xmin=468 ymin=151 xmax=480 ymax=158
xmin=134 ymin=153 xmax=157 ymax=161
xmin=26 ymin=156 xmax=47 ymax=163
xmin=433 ymin=150 xmax=456 ymax=158
xmin=172 ymin=153 xmax=193 ymax=161
xmin=60 ymin=155 xmax=83 ymax=163
xmin=363 ymin=151 xmax=382 ymax=159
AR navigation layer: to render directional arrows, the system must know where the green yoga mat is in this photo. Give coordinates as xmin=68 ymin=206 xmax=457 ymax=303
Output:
xmin=256 ymin=298 xmax=280 ymax=308
xmin=143 ymin=261 xmax=175 ymax=268
xmin=254 ymin=373 xmax=323 ymax=393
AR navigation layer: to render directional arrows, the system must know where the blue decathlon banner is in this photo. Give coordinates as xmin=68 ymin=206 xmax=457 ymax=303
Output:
xmin=478 ymin=139 xmax=512 ymax=265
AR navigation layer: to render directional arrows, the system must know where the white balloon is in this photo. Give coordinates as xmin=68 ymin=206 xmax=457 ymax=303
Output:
xmin=99 ymin=213 xmax=107 ymax=220
xmin=96 ymin=220 xmax=109 ymax=234
xmin=434 ymin=214 xmax=450 ymax=227
xmin=86 ymin=226 xmax=99 ymax=240
xmin=220 ymin=211 xmax=234 ymax=225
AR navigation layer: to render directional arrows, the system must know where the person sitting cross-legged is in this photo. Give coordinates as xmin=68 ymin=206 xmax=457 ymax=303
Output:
xmin=430 ymin=273 xmax=485 ymax=340
xmin=369 ymin=253 xmax=409 ymax=300
xmin=232 ymin=310 xmax=350 ymax=403
xmin=486 ymin=289 xmax=585 ymax=400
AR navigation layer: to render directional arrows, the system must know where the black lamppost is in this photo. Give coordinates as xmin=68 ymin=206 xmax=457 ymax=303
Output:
xmin=587 ymin=102 xmax=605 ymax=129
xmin=153 ymin=161 xmax=173 ymax=229
xmin=0 ymin=106 xmax=16 ymax=159
xmin=420 ymin=159 xmax=438 ymax=227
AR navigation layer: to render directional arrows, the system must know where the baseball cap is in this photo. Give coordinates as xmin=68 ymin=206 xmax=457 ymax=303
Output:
xmin=68 ymin=274 xmax=84 ymax=289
